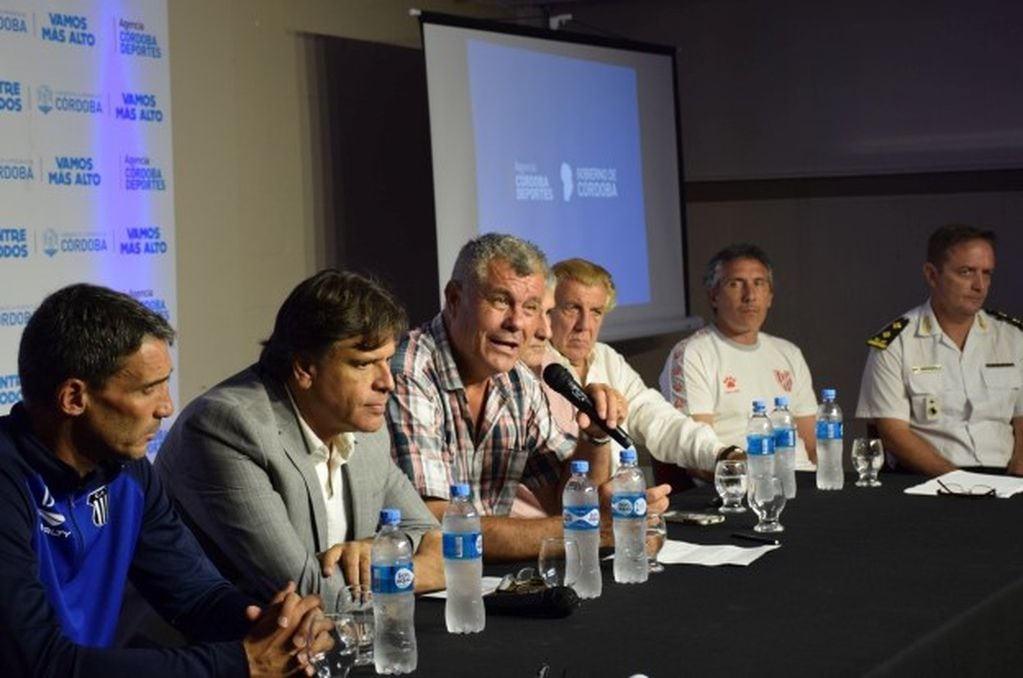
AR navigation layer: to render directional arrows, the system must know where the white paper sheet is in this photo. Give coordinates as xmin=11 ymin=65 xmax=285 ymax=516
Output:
xmin=904 ymin=470 xmax=1023 ymax=498
xmin=656 ymin=539 xmax=780 ymax=567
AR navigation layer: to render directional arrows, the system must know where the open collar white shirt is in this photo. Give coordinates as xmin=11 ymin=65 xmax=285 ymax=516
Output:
xmin=286 ymin=388 xmax=355 ymax=547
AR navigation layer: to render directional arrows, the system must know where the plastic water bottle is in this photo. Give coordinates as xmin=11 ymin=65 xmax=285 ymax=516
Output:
xmin=442 ymin=484 xmax=484 ymax=633
xmin=816 ymin=388 xmax=844 ymax=490
xmin=371 ymin=508 xmax=417 ymax=674
xmin=745 ymin=400 xmax=775 ymax=483
xmin=611 ymin=449 xmax=648 ymax=584
xmin=562 ymin=460 xmax=602 ymax=599
xmin=770 ymin=396 xmax=798 ymax=499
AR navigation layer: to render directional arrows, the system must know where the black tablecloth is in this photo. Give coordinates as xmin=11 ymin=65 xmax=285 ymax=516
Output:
xmin=391 ymin=473 xmax=1023 ymax=677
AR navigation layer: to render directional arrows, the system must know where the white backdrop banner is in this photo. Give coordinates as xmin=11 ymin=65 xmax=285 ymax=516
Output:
xmin=0 ymin=0 xmax=176 ymax=453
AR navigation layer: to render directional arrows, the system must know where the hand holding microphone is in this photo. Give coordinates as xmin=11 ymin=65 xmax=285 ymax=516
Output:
xmin=542 ymin=363 xmax=634 ymax=449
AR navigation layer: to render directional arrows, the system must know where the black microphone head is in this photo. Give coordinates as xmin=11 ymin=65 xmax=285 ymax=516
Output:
xmin=542 ymin=362 xmax=575 ymax=390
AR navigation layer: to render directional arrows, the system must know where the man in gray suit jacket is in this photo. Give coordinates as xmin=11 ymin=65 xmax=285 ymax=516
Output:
xmin=156 ymin=271 xmax=442 ymax=610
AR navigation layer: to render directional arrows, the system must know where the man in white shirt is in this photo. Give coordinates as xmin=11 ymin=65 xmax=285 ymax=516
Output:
xmin=156 ymin=270 xmax=443 ymax=610
xmin=856 ymin=224 xmax=1023 ymax=475
xmin=548 ymin=257 xmax=732 ymax=480
xmin=659 ymin=244 xmax=818 ymax=473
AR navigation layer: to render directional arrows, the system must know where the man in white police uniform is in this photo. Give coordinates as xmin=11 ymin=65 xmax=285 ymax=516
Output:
xmin=856 ymin=224 xmax=1023 ymax=476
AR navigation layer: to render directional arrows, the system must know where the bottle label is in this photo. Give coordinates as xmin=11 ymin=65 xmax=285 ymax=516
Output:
xmin=611 ymin=492 xmax=647 ymax=519
xmin=442 ymin=532 xmax=483 ymax=560
xmin=563 ymin=505 xmax=600 ymax=531
xmin=372 ymin=563 xmax=415 ymax=594
xmin=816 ymin=421 xmax=844 ymax=440
xmin=774 ymin=427 xmax=796 ymax=448
xmin=745 ymin=434 xmax=775 ymax=455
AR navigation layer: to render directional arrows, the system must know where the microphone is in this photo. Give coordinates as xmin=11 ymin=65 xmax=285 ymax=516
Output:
xmin=542 ymin=363 xmax=634 ymax=449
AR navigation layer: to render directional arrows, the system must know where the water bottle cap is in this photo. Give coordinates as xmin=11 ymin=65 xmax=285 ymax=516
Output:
xmin=774 ymin=395 xmax=789 ymax=407
xmin=379 ymin=508 xmax=401 ymax=525
xmin=821 ymin=388 xmax=836 ymax=400
xmin=570 ymin=460 xmax=590 ymax=475
xmin=752 ymin=399 xmax=766 ymax=413
xmin=450 ymin=483 xmax=470 ymax=498
xmin=620 ymin=449 xmax=637 ymax=464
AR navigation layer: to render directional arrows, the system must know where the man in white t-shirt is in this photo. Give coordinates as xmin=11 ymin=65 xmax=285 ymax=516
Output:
xmin=659 ymin=244 xmax=818 ymax=471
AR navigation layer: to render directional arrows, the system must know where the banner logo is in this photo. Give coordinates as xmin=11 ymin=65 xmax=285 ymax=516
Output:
xmin=37 ymin=85 xmax=53 ymax=114
xmin=0 ymin=159 xmax=34 ymax=181
xmin=123 ymin=155 xmax=166 ymax=191
xmin=42 ymin=229 xmax=110 ymax=257
xmin=0 ymin=80 xmax=24 ymax=112
xmin=120 ymin=226 xmax=168 ymax=255
xmin=0 ymin=373 xmax=21 ymax=406
xmin=37 ymin=86 xmax=103 ymax=116
xmin=0 ymin=10 xmax=29 ymax=34
xmin=0 ymin=228 xmax=29 ymax=258
xmin=115 ymin=92 xmax=164 ymax=123
xmin=41 ymin=12 xmax=96 ymax=47
xmin=48 ymin=155 xmax=101 ymax=187
xmin=117 ymin=18 xmax=162 ymax=59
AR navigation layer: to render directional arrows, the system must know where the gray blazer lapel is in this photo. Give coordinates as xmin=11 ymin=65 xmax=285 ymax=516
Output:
xmin=346 ymin=428 xmax=391 ymax=539
xmin=264 ymin=374 xmax=330 ymax=552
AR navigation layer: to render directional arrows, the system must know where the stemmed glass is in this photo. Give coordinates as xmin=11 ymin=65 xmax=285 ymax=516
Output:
xmin=714 ymin=459 xmax=748 ymax=513
xmin=851 ymin=438 xmax=884 ymax=487
xmin=747 ymin=475 xmax=786 ymax=533
xmin=307 ymin=612 xmax=359 ymax=678
xmin=645 ymin=512 xmax=667 ymax=573
xmin=538 ymin=537 xmax=581 ymax=588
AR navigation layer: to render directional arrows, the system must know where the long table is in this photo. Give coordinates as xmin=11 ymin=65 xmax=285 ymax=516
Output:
xmin=405 ymin=473 xmax=1023 ymax=677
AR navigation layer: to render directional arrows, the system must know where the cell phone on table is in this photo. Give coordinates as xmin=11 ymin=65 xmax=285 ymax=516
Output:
xmin=662 ymin=510 xmax=725 ymax=526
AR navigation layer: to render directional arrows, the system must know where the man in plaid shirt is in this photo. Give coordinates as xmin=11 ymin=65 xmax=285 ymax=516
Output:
xmin=387 ymin=233 xmax=670 ymax=560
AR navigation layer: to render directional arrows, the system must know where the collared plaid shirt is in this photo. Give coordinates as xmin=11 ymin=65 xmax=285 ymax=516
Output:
xmin=387 ymin=313 xmax=575 ymax=516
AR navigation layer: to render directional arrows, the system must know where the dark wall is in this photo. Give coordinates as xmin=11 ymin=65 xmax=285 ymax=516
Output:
xmin=317 ymin=36 xmax=440 ymax=328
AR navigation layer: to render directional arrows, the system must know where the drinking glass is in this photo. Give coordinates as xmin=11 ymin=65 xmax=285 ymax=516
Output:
xmin=338 ymin=585 xmax=374 ymax=667
xmin=645 ymin=512 xmax=667 ymax=574
xmin=538 ymin=537 xmax=580 ymax=588
xmin=851 ymin=438 xmax=884 ymax=487
xmin=307 ymin=612 xmax=358 ymax=678
xmin=747 ymin=475 xmax=786 ymax=533
xmin=714 ymin=459 xmax=748 ymax=513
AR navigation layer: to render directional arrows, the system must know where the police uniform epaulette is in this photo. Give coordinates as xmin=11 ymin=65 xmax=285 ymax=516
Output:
xmin=866 ymin=316 xmax=909 ymax=349
xmin=986 ymin=308 xmax=1023 ymax=332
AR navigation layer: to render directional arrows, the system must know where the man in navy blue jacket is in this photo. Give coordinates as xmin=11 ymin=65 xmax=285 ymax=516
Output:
xmin=0 ymin=283 xmax=324 ymax=677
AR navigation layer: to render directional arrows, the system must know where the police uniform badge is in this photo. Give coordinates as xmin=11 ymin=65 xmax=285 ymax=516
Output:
xmin=866 ymin=316 xmax=909 ymax=350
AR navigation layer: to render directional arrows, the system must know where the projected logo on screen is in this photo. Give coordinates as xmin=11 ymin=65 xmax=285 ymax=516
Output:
xmin=559 ymin=163 xmax=619 ymax=201
xmin=468 ymin=40 xmax=651 ymax=306
xmin=514 ymin=162 xmax=553 ymax=201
